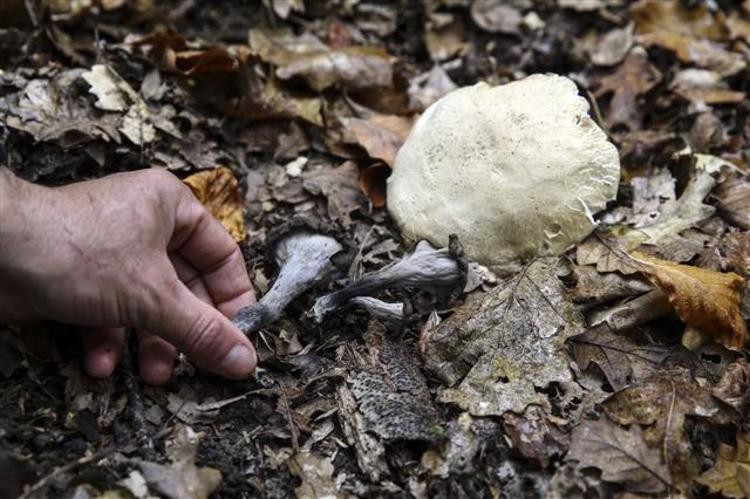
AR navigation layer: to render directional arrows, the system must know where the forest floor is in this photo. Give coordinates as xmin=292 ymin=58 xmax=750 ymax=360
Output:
xmin=2 ymin=0 xmax=750 ymax=498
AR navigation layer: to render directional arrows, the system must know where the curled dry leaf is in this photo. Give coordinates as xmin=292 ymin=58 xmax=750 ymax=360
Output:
xmin=716 ymin=173 xmax=750 ymax=230
xmin=359 ymin=163 xmax=390 ymax=208
xmin=183 ymin=167 xmax=245 ymax=243
xmin=631 ymin=251 xmax=748 ymax=351
xmin=696 ymin=433 xmax=750 ymax=498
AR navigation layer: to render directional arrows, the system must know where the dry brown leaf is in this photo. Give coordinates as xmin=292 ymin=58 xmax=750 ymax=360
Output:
xmin=631 ymin=251 xmax=748 ymax=350
xmin=183 ymin=167 xmax=245 ymax=243
xmin=359 ymin=162 xmax=390 ymax=208
xmin=696 ymin=433 xmax=750 ymax=498
xmin=342 ymin=114 xmax=415 ymax=167
xmin=593 ymin=47 xmax=661 ymax=131
xmin=716 ymin=174 xmax=750 ymax=230
xmin=630 ymin=0 xmax=745 ymax=75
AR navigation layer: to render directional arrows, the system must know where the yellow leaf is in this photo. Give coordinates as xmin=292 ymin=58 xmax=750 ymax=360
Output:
xmin=697 ymin=434 xmax=750 ymax=498
xmin=631 ymin=251 xmax=748 ymax=350
xmin=183 ymin=167 xmax=245 ymax=243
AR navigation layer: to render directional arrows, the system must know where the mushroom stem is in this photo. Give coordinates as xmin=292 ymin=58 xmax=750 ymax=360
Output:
xmin=348 ymin=297 xmax=406 ymax=322
xmin=233 ymin=231 xmax=343 ymax=335
xmin=311 ymin=238 xmax=464 ymax=323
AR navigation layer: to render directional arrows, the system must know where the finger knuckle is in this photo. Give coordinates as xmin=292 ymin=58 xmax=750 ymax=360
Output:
xmin=182 ymin=310 xmax=225 ymax=355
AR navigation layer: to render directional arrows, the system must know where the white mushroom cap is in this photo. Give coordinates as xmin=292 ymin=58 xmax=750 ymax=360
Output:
xmin=387 ymin=74 xmax=620 ymax=274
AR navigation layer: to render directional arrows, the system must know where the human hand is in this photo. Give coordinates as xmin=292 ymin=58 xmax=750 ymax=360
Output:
xmin=0 ymin=168 xmax=257 ymax=384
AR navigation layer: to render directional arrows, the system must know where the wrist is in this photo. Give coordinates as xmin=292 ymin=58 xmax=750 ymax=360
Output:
xmin=0 ymin=168 xmax=56 ymax=322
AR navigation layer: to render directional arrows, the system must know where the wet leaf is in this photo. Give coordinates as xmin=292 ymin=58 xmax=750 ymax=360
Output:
xmin=568 ymin=418 xmax=671 ymax=493
xmin=632 ymin=251 xmax=748 ymax=351
xmin=422 ymin=257 xmax=586 ymax=416
xmin=183 ymin=167 xmax=246 ymax=243
xmin=696 ymin=434 xmax=750 ymax=498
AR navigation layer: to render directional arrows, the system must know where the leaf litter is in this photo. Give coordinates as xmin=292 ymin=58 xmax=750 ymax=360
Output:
xmin=3 ymin=1 xmax=750 ymax=498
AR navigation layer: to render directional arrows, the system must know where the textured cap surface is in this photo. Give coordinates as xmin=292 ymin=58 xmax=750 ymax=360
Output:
xmin=387 ymin=74 xmax=620 ymax=273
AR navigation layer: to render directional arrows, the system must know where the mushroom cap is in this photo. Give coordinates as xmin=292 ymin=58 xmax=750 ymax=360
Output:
xmin=387 ymin=74 xmax=620 ymax=274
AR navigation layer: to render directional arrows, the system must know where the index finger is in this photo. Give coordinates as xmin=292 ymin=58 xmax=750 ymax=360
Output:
xmin=169 ymin=190 xmax=255 ymax=317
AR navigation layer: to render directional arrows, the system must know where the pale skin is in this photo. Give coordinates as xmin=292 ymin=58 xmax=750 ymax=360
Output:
xmin=0 ymin=167 xmax=257 ymax=385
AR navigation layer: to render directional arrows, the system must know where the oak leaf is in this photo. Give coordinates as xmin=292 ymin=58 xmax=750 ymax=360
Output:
xmin=183 ymin=167 xmax=245 ymax=243
xmin=631 ymin=251 xmax=748 ymax=350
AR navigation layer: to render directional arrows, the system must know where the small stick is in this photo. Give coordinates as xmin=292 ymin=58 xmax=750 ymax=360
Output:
xmin=20 ymin=445 xmax=115 ymax=499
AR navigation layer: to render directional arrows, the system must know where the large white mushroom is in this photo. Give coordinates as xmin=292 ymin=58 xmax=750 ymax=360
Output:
xmin=387 ymin=74 xmax=620 ymax=274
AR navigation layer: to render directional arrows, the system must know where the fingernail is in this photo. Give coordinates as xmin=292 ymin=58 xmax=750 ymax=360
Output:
xmin=219 ymin=344 xmax=256 ymax=378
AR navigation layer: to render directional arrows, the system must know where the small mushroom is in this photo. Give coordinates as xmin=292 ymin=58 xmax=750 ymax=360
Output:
xmin=387 ymin=74 xmax=620 ymax=275
xmin=348 ymin=297 xmax=407 ymax=322
xmin=311 ymin=237 xmax=465 ymax=323
xmin=233 ymin=227 xmax=344 ymax=335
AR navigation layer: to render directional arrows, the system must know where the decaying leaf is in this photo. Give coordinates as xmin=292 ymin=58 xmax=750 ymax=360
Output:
xmin=631 ymin=251 xmax=748 ymax=351
xmin=603 ymin=368 xmax=736 ymax=489
xmin=287 ymin=451 xmax=339 ymax=499
xmin=503 ymin=405 xmax=568 ymax=468
xmin=568 ymin=325 xmax=670 ymax=391
xmin=422 ymin=257 xmax=586 ymax=416
xmin=420 ymin=412 xmax=501 ymax=478
xmin=138 ymin=425 xmax=222 ymax=499
xmin=183 ymin=167 xmax=246 ymax=242
xmin=712 ymin=358 xmax=750 ymax=413
xmin=617 ymin=151 xmax=726 ymax=250
xmin=696 ymin=433 xmax=750 ymax=498
xmin=568 ymin=418 xmax=672 ymax=493
xmin=345 ymin=323 xmax=442 ymax=442
xmin=81 ymin=64 xmax=155 ymax=145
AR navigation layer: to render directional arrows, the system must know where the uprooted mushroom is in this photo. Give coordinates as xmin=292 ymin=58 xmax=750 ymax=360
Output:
xmin=232 ymin=223 xmax=345 ymax=336
xmin=387 ymin=74 xmax=620 ymax=275
xmin=311 ymin=236 xmax=466 ymax=323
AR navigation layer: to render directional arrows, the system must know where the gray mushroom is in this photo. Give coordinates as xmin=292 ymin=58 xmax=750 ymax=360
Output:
xmin=347 ymin=297 xmax=407 ymax=322
xmin=233 ymin=228 xmax=344 ymax=335
xmin=311 ymin=237 xmax=465 ymax=323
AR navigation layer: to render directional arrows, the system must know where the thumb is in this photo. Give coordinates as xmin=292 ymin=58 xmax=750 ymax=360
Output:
xmin=146 ymin=279 xmax=257 ymax=379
